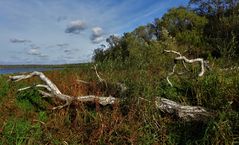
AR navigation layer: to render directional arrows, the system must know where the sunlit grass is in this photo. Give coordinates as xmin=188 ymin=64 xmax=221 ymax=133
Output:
xmin=0 ymin=61 xmax=239 ymax=144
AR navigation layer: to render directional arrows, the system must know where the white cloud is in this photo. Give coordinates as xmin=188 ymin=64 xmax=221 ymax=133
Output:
xmin=92 ymin=27 xmax=103 ymax=37
xmin=27 ymin=47 xmax=40 ymax=55
xmin=91 ymin=36 xmax=105 ymax=44
xmin=0 ymin=0 xmax=189 ymax=64
xmin=27 ymin=47 xmax=48 ymax=58
xmin=65 ymin=20 xmax=87 ymax=34
xmin=90 ymin=27 xmax=105 ymax=44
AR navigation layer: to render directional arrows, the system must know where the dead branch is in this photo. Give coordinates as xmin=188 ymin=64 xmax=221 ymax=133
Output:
xmin=164 ymin=50 xmax=209 ymax=86
xmin=78 ymin=65 xmax=128 ymax=96
xmin=9 ymin=71 xmax=212 ymax=121
xmin=166 ymin=64 xmax=176 ymax=87
xmin=9 ymin=71 xmax=116 ymax=109
xmin=93 ymin=64 xmax=105 ymax=82
xmin=77 ymin=79 xmax=90 ymax=84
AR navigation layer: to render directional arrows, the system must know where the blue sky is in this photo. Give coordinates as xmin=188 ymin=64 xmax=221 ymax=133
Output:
xmin=0 ymin=0 xmax=189 ymax=64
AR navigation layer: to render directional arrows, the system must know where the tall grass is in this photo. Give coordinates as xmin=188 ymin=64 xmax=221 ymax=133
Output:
xmin=0 ymin=60 xmax=238 ymax=144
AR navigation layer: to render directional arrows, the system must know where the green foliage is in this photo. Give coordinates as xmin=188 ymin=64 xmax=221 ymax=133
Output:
xmin=0 ymin=76 xmax=9 ymax=104
xmin=1 ymin=118 xmax=43 ymax=145
xmin=162 ymin=7 xmax=207 ymax=31
xmin=16 ymin=89 xmax=48 ymax=112
xmin=38 ymin=111 xmax=48 ymax=122
xmin=199 ymin=112 xmax=236 ymax=144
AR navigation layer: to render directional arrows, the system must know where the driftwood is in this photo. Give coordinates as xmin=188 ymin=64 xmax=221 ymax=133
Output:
xmin=9 ymin=71 xmax=116 ymax=109
xmin=164 ymin=50 xmax=209 ymax=87
xmin=9 ymin=71 xmax=212 ymax=121
xmin=155 ymin=97 xmax=211 ymax=121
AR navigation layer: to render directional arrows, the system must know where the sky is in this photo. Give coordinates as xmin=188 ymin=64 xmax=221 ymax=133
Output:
xmin=0 ymin=0 xmax=189 ymax=65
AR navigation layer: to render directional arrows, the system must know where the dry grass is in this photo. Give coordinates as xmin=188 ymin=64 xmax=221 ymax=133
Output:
xmin=0 ymin=65 xmax=239 ymax=144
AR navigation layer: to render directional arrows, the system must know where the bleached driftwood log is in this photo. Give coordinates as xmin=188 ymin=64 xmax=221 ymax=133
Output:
xmin=9 ymin=71 xmax=116 ymax=109
xmin=164 ymin=50 xmax=209 ymax=87
xmin=155 ymin=97 xmax=211 ymax=121
xmin=9 ymin=71 xmax=211 ymax=121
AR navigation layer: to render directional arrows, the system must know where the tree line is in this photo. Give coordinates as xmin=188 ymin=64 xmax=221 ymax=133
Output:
xmin=93 ymin=0 xmax=239 ymax=65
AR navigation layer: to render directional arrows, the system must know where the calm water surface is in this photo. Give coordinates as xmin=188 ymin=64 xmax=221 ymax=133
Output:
xmin=0 ymin=67 xmax=62 ymax=74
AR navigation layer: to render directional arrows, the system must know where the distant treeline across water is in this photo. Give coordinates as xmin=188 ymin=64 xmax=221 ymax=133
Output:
xmin=0 ymin=67 xmax=62 ymax=74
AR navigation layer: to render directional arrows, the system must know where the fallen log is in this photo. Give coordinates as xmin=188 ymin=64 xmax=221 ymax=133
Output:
xmin=155 ymin=97 xmax=211 ymax=121
xmin=9 ymin=71 xmax=212 ymax=121
xmin=9 ymin=71 xmax=116 ymax=110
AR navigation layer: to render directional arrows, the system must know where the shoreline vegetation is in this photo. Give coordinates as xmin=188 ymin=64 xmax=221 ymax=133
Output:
xmin=1 ymin=0 xmax=239 ymax=144
xmin=0 ymin=63 xmax=90 ymax=69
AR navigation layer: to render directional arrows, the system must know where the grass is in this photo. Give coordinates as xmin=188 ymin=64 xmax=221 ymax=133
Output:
xmin=0 ymin=61 xmax=239 ymax=144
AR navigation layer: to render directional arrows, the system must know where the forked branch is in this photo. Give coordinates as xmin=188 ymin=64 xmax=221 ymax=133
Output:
xmin=9 ymin=71 xmax=116 ymax=109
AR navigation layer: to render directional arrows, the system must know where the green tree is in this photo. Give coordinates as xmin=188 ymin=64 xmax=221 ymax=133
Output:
xmin=190 ymin=0 xmax=239 ymax=59
xmin=159 ymin=7 xmax=208 ymax=55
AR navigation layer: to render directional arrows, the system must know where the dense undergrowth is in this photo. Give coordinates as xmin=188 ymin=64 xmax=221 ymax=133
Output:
xmin=0 ymin=59 xmax=239 ymax=144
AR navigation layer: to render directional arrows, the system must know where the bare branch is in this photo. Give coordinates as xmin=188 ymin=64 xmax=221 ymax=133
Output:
xmin=164 ymin=49 xmax=182 ymax=56
xmin=9 ymin=71 xmax=116 ymax=109
xmin=166 ymin=64 xmax=177 ymax=87
xmin=164 ymin=50 xmax=208 ymax=86
xmin=52 ymin=100 xmax=71 ymax=110
xmin=77 ymin=79 xmax=90 ymax=84
xmin=94 ymin=64 xmax=104 ymax=82
xmin=9 ymin=71 xmax=62 ymax=94
xmin=18 ymin=84 xmax=51 ymax=92
xmin=175 ymin=56 xmax=205 ymax=77
xmin=38 ymin=90 xmax=53 ymax=98
xmin=76 ymin=95 xmax=117 ymax=106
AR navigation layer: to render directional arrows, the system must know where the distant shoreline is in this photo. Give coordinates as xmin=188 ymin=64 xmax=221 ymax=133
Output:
xmin=0 ymin=63 xmax=91 ymax=69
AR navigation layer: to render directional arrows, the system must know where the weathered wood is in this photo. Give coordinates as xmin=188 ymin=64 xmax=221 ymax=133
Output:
xmin=164 ymin=50 xmax=209 ymax=86
xmin=155 ymin=97 xmax=211 ymax=121
xmin=9 ymin=71 xmax=212 ymax=121
xmin=9 ymin=71 xmax=117 ymax=109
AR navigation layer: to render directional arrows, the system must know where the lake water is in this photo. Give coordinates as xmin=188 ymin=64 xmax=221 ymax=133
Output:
xmin=0 ymin=67 xmax=62 ymax=75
